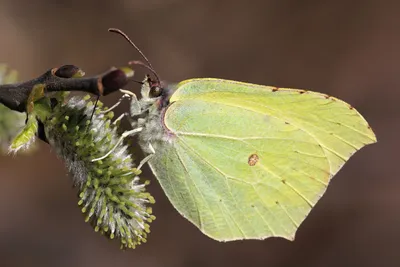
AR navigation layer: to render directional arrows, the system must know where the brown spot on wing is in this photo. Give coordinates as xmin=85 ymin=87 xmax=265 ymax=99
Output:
xmin=248 ymin=154 xmax=259 ymax=166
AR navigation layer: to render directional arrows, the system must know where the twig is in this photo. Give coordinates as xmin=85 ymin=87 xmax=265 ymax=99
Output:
xmin=0 ymin=65 xmax=134 ymax=113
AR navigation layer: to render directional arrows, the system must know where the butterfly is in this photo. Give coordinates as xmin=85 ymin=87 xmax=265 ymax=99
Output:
xmin=96 ymin=28 xmax=377 ymax=242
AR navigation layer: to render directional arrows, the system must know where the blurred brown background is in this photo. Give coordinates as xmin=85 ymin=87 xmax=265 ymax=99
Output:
xmin=0 ymin=1 xmax=397 ymax=267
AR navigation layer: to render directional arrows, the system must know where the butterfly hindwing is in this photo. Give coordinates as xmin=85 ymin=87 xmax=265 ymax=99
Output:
xmin=144 ymin=78 xmax=376 ymax=241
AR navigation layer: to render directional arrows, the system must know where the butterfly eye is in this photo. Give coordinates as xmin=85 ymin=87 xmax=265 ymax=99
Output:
xmin=149 ymin=86 xmax=163 ymax=98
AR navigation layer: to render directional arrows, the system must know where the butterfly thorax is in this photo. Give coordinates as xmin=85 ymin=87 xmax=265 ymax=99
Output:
xmin=135 ymin=79 xmax=175 ymax=154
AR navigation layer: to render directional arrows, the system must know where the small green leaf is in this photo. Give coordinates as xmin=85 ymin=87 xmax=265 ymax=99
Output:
xmin=9 ymin=115 xmax=38 ymax=153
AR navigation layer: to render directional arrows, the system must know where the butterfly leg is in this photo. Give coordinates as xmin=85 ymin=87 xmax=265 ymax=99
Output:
xmin=100 ymin=93 xmax=131 ymax=114
xmin=112 ymin=112 xmax=127 ymax=125
xmin=91 ymin=127 xmax=143 ymax=162
xmin=137 ymin=143 xmax=155 ymax=170
xmin=120 ymin=89 xmax=142 ymax=117
xmin=120 ymin=89 xmax=150 ymax=128
xmin=137 ymin=154 xmax=153 ymax=170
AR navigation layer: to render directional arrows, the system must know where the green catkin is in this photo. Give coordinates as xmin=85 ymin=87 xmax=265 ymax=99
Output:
xmin=44 ymin=95 xmax=155 ymax=248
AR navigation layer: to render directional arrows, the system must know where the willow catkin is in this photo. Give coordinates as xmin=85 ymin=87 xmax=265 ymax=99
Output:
xmin=44 ymin=95 xmax=155 ymax=249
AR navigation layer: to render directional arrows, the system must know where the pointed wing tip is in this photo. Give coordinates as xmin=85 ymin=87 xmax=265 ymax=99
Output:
xmin=370 ymin=132 xmax=378 ymax=144
xmin=363 ymin=128 xmax=377 ymax=147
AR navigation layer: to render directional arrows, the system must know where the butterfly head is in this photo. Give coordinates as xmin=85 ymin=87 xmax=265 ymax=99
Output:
xmin=141 ymin=75 xmax=172 ymax=109
xmin=148 ymin=76 xmax=163 ymax=98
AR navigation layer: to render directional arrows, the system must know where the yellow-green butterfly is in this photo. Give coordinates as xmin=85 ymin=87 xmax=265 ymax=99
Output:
xmin=104 ymin=29 xmax=377 ymax=242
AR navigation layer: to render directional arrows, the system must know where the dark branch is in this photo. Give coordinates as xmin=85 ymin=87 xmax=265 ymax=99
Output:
xmin=0 ymin=65 xmax=134 ymax=113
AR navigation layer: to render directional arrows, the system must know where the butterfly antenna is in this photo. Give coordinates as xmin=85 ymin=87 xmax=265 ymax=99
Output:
xmin=132 ymin=79 xmax=144 ymax=85
xmin=129 ymin=60 xmax=161 ymax=85
xmin=108 ymin=28 xmax=161 ymax=85
xmin=90 ymin=95 xmax=100 ymax=121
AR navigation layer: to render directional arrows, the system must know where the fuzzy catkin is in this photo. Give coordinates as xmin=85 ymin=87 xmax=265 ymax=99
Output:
xmin=44 ymin=95 xmax=155 ymax=248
